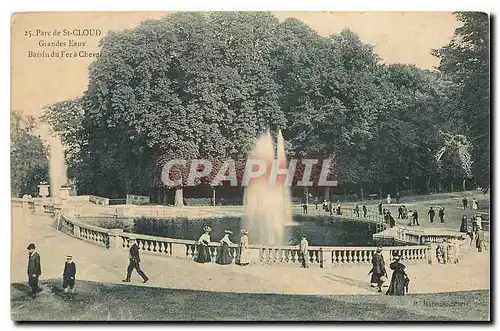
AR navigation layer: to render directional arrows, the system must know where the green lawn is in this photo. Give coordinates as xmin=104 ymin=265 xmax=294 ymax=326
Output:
xmin=11 ymin=279 xmax=490 ymax=321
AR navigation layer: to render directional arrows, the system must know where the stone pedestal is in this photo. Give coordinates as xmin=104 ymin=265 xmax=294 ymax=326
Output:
xmin=108 ymin=229 xmax=124 ymax=250
xmin=34 ymin=201 xmax=45 ymax=215
xmin=427 ymin=243 xmax=437 ymax=264
xmin=38 ymin=184 xmax=49 ymax=198
xmin=60 ymin=187 xmax=71 ymax=200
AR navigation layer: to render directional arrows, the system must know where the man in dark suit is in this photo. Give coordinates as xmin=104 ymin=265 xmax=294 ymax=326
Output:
xmin=122 ymin=238 xmax=149 ymax=283
xmin=27 ymin=243 xmax=41 ymax=298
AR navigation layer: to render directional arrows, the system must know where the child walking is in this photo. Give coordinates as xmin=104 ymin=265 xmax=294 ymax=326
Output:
xmin=62 ymin=255 xmax=76 ymax=295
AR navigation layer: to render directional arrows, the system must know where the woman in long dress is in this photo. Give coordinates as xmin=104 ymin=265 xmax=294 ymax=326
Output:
xmin=386 ymin=253 xmax=408 ymax=296
xmin=368 ymin=246 xmax=387 ymax=293
xmin=216 ymin=230 xmax=233 ymax=265
xmin=238 ymin=229 xmax=250 ymax=266
xmin=195 ymin=226 xmax=212 ymax=263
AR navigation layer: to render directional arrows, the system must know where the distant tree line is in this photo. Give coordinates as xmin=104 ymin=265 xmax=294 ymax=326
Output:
xmin=40 ymin=12 xmax=490 ymax=205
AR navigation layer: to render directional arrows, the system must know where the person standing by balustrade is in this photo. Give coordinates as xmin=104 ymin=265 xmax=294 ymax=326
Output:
xmin=299 ymin=235 xmax=309 ymax=268
xmin=195 ymin=226 xmax=212 ymax=263
xmin=238 ymin=229 xmax=250 ymax=266
xmin=216 ymin=230 xmax=233 ymax=265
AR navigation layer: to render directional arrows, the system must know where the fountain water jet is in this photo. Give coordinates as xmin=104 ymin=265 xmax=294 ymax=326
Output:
xmin=48 ymin=134 xmax=67 ymax=203
xmin=242 ymin=131 xmax=293 ymax=246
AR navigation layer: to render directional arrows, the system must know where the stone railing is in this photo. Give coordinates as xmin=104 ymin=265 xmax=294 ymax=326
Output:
xmin=54 ymin=212 xmax=431 ymax=267
xmin=88 ymin=195 xmax=110 ymax=206
xmin=373 ymin=225 xmax=465 ymax=245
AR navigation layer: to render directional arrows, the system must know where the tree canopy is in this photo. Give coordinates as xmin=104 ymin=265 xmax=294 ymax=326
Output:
xmin=42 ymin=12 xmax=490 ymax=203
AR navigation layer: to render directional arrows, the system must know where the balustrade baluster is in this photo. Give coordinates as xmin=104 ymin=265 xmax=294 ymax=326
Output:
xmin=291 ymin=250 xmax=297 ymax=263
xmin=341 ymin=251 xmax=347 ymax=263
xmin=362 ymin=250 xmax=368 ymax=263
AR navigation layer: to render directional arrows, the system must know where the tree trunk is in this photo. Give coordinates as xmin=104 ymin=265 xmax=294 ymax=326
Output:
xmin=438 ymin=180 xmax=442 ymax=193
xmin=163 ymin=187 xmax=168 ymax=205
xmin=174 ymin=188 xmax=184 ymax=207
xmin=379 ymin=185 xmax=382 ymax=200
xmin=450 ymin=179 xmax=454 ymax=193
xmin=426 ymin=176 xmax=432 ymax=192
xmin=324 ymin=187 xmax=330 ymax=200
xmin=360 ymin=182 xmax=364 ymax=201
xmin=212 ymin=187 xmax=216 ymax=207
xmin=344 ymin=187 xmax=348 ymax=202
xmin=463 ymin=179 xmax=466 ymax=191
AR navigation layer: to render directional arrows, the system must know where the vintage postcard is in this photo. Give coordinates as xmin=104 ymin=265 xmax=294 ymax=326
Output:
xmin=10 ymin=11 xmax=490 ymax=321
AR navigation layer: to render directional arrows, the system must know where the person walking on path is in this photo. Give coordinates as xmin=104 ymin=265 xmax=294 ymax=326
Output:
xmin=475 ymin=214 xmax=483 ymax=230
xmin=123 ymin=237 xmax=149 ymax=283
xmin=438 ymin=207 xmax=445 ymax=223
xmin=386 ymin=253 xmax=409 ymax=296
xmin=362 ymin=204 xmax=367 ymax=218
xmin=354 ymin=204 xmax=360 ymax=217
xmin=472 ymin=198 xmax=478 ymax=211
xmin=402 ymin=205 xmax=408 ymax=219
xmin=238 ymin=229 xmax=250 ymax=266
xmin=398 ymin=205 xmax=403 ymax=219
xmin=427 ymin=207 xmax=435 ymax=223
xmin=27 ymin=243 xmax=41 ymax=298
xmin=386 ymin=194 xmax=392 ymax=204
xmin=412 ymin=210 xmax=420 ymax=226
xmin=299 ymin=235 xmax=309 ymax=268
xmin=62 ymin=255 xmax=76 ymax=295
xmin=302 ymin=203 xmax=308 ymax=214
xmin=195 ymin=226 xmax=212 ymax=264
xmin=315 ymin=198 xmax=319 ymax=210
xmin=460 ymin=215 xmax=468 ymax=233
xmin=378 ymin=201 xmax=383 ymax=215
xmin=476 ymin=228 xmax=485 ymax=252
xmin=368 ymin=246 xmax=387 ymax=293
xmin=396 ymin=192 xmax=400 ymax=204
xmin=462 ymin=197 xmax=468 ymax=210
xmin=216 ymin=230 xmax=233 ymax=265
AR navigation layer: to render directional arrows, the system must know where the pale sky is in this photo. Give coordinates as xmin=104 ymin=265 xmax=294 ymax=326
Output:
xmin=11 ymin=12 xmax=461 ymax=121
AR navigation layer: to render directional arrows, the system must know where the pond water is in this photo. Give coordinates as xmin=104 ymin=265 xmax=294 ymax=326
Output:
xmin=92 ymin=215 xmax=378 ymax=246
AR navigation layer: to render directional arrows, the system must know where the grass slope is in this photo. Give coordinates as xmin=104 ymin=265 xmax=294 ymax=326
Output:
xmin=11 ymin=279 xmax=489 ymax=321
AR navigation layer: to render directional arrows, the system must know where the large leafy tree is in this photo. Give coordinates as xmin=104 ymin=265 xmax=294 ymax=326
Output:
xmin=81 ymin=12 xmax=286 ymax=204
xmin=11 ymin=111 xmax=49 ymax=197
xmin=432 ymin=12 xmax=490 ymax=188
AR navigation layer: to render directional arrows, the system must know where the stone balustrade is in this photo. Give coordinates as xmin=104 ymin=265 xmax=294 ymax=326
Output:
xmin=53 ymin=212 xmax=431 ymax=267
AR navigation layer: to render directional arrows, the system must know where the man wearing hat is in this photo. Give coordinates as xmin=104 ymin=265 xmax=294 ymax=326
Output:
xmin=368 ymin=246 xmax=387 ymax=293
xmin=27 ymin=243 xmax=41 ymax=298
xmin=123 ymin=237 xmax=149 ymax=283
xmin=299 ymin=235 xmax=310 ymax=268
xmin=62 ymin=255 xmax=76 ymax=294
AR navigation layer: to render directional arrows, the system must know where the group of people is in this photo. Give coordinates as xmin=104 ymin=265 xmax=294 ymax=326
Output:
xmin=194 ymin=226 xmax=250 ymax=266
xmin=462 ymin=197 xmax=479 ymax=211
xmin=436 ymin=239 xmax=460 ymax=264
xmin=319 ymin=199 xmax=344 ymax=216
xmin=369 ymin=246 xmax=409 ymax=296
xmin=26 ymin=243 xmax=76 ymax=298
xmin=460 ymin=214 xmax=487 ymax=252
xmin=427 ymin=206 xmax=446 ymax=223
